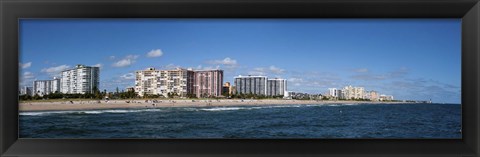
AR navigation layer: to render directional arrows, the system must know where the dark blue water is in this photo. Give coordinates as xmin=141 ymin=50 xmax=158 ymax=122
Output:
xmin=19 ymin=103 xmax=461 ymax=138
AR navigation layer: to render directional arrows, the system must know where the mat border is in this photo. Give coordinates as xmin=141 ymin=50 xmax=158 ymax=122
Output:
xmin=1 ymin=0 xmax=479 ymax=157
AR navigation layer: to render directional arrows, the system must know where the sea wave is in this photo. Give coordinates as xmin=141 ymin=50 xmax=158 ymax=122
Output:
xmin=19 ymin=108 xmax=162 ymax=116
xmin=196 ymin=104 xmax=307 ymax=112
xmin=325 ymin=103 xmax=363 ymax=107
xmin=199 ymin=107 xmax=244 ymax=111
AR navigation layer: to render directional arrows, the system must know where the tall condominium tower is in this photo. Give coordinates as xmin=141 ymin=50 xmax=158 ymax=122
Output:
xmin=33 ymin=77 xmax=60 ymax=96
xmin=328 ymin=88 xmax=341 ymax=97
xmin=60 ymin=64 xmax=100 ymax=94
xmin=193 ymin=70 xmax=223 ymax=98
xmin=266 ymin=78 xmax=287 ymax=96
xmin=135 ymin=68 xmax=194 ymax=98
xmin=135 ymin=67 xmax=159 ymax=96
xmin=234 ymin=75 xmax=267 ymax=95
xmin=341 ymin=85 xmax=365 ymax=100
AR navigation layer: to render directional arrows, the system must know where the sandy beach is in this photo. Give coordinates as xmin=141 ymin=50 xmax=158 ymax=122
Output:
xmin=19 ymin=99 xmax=413 ymax=112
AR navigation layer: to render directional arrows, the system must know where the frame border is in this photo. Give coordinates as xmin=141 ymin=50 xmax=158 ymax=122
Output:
xmin=1 ymin=0 xmax=479 ymax=157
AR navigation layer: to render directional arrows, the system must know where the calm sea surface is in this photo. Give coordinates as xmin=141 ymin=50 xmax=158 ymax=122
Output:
xmin=19 ymin=103 xmax=461 ymax=138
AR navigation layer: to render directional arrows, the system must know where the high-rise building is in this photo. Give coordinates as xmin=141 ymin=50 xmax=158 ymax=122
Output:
xmin=60 ymin=64 xmax=100 ymax=94
xmin=135 ymin=67 xmax=159 ymax=96
xmin=135 ymin=68 xmax=195 ymax=98
xmin=353 ymin=87 xmax=365 ymax=99
xmin=193 ymin=70 xmax=223 ymax=98
xmin=266 ymin=78 xmax=286 ymax=96
xmin=20 ymin=86 xmax=33 ymax=96
xmin=365 ymin=90 xmax=379 ymax=101
xmin=33 ymin=77 xmax=60 ymax=96
xmin=342 ymin=85 xmax=354 ymax=99
xmin=328 ymin=88 xmax=339 ymax=97
xmin=234 ymin=75 xmax=267 ymax=95
xmin=340 ymin=85 xmax=365 ymax=100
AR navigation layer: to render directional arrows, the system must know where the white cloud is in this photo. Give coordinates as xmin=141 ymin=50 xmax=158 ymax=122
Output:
xmin=164 ymin=64 xmax=180 ymax=69
xmin=288 ymin=78 xmax=304 ymax=83
xmin=208 ymin=65 xmax=221 ymax=70
xmin=248 ymin=65 xmax=285 ymax=76
xmin=19 ymin=62 xmax=32 ymax=69
xmin=350 ymin=67 xmax=409 ymax=81
xmin=189 ymin=65 xmax=203 ymax=70
xmin=23 ymin=71 xmax=35 ymax=79
xmin=93 ymin=63 xmax=102 ymax=68
xmin=268 ymin=65 xmax=285 ymax=74
xmin=113 ymin=60 xmax=132 ymax=67
xmin=19 ymin=71 xmax=36 ymax=87
xmin=380 ymin=78 xmax=460 ymax=103
xmin=109 ymin=56 xmax=116 ymax=60
xmin=146 ymin=49 xmax=163 ymax=58
xmin=112 ymin=55 xmax=139 ymax=67
xmin=208 ymin=57 xmax=238 ymax=66
xmin=248 ymin=68 xmax=266 ymax=76
xmin=286 ymin=71 xmax=344 ymax=94
xmin=41 ymin=65 xmax=70 ymax=75
xmin=354 ymin=68 xmax=369 ymax=73
xmin=120 ymin=73 xmax=135 ymax=80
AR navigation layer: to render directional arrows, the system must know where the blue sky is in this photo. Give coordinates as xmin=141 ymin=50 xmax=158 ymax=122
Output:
xmin=19 ymin=19 xmax=461 ymax=103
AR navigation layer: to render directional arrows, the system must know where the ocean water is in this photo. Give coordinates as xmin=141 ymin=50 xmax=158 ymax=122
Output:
xmin=19 ymin=103 xmax=461 ymax=138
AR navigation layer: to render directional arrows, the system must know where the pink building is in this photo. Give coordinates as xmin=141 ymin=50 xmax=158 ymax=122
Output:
xmin=193 ymin=70 xmax=224 ymax=98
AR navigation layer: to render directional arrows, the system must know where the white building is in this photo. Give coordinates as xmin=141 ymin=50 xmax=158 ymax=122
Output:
xmin=234 ymin=75 xmax=267 ymax=96
xmin=20 ymin=86 xmax=33 ymax=96
xmin=135 ymin=67 xmax=160 ymax=97
xmin=340 ymin=85 xmax=365 ymax=100
xmin=379 ymin=95 xmax=394 ymax=101
xmin=60 ymin=64 xmax=100 ymax=94
xmin=284 ymin=91 xmax=295 ymax=99
xmin=135 ymin=68 xmax=195 ymax=98
xmin=33 ymin=77 xmax=60 ymax=96
xmin=266 ymin=78 xmax=287 ymax=97
xmin=328 ymin=88 xmax=340 ymax=97
xmin=353 ymin=87 xmax=365 ymax=99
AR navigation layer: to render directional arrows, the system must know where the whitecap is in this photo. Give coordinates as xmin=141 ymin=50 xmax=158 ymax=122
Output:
xmin=197 ymin=104 xmax=308 ymax=112
xmin=20 ymin=108 xmax=162 ymax=116
xmin=200 ymin=107 xmax=244 ymax=111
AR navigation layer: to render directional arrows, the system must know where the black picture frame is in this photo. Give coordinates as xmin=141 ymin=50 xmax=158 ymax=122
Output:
xmin=1 ymin=0 xmax=479 ymax=156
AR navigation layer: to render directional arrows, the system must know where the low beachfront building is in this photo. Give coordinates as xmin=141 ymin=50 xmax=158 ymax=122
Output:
xmin=33 ymin=77 xmax=61 ymax=96
xmin=379 ymin=95 xmax=394 ymax=101
xmin=284 ymin=91 xmax=295 ymax=99
xmin=20 ymin=86 xmax=33 ymax=96
xmin=365 ymin=90 xmax=379 ymax=101
xmin=223 ymin=82 xmax=231 ymax=96
xmin=229 ymin=86 xmax=236 ymax=95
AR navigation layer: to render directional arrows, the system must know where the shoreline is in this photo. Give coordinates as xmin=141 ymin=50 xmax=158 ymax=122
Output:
xmin=19 ymin=99 xmax=418 ymax=112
